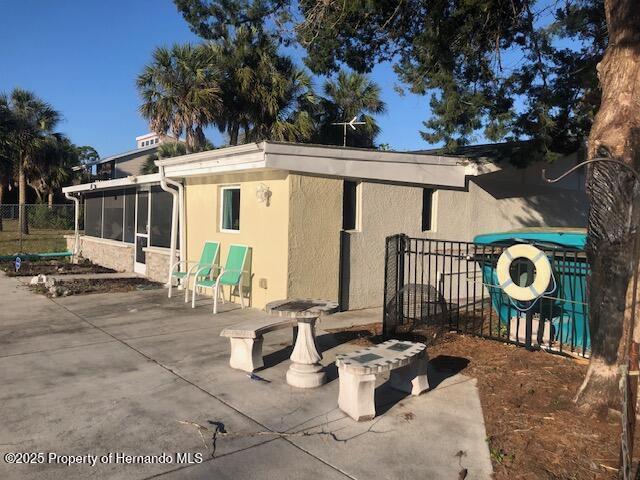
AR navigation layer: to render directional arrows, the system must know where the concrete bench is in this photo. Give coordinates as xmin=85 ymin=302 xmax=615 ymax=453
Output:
xmin=335 ymin=340 xmax=429 ymax=421
xmin=220 ymin=317 xmax=297 ymax=372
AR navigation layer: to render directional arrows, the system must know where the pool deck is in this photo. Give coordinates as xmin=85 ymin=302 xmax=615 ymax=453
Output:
xmin=0 ymin=273 xmax=493 ymax=479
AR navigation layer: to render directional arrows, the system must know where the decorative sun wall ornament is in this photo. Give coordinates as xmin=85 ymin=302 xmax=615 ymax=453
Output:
xmin=256 ymin=183 xmax=272 ymax=206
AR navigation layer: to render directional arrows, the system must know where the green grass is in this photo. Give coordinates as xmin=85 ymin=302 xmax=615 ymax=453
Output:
xmin=0 ymin=219 xmax=73 ymax=255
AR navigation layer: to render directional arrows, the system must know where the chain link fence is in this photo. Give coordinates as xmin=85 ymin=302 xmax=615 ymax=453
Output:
xmin=0 ymin=204 xmax=79 ymax=256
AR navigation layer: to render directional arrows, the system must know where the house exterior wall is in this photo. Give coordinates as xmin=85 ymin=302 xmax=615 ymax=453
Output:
xmin=429 ymin=155 xmax=588 ymax=241
xmin=287 ymin=174 xmax=342 ymax=302
xmin=342 ymin=155 xmax=589 ymax=310
xmin=340 ymin=182 xmax=425 ymax=310
xmin=184 ymin=171 xmax=290 ymax=309
xmin=114 ymin=152 xmax=155 ymax=178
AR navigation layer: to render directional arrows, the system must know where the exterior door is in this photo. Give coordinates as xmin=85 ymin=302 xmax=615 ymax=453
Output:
xmin=134 ymin=190 xmax=149 ymax=274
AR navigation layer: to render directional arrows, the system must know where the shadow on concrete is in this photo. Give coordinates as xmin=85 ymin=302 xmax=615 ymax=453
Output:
xmin=316 ymin=330 xmax=375 ymax=354
xmin=427 ymin=355 xmax=470 ymax=389
xmin=261 ymin=345 xmax=295 ymax=370
xmin=375 ymin=384 xmax=411 ymax=416
xmin=260 ymin=330 xmax=376 ymax=376
xmin=373 ymin=355 xmax=471 ymax=417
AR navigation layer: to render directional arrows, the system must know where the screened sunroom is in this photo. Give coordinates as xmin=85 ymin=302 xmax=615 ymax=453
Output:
xmin=62 ymin=174 xmax=180 ymax=280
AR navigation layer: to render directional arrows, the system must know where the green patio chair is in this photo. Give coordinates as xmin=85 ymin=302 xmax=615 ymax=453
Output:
xmin=191 ymin=244 xmax=250 ymax=314
xmin=168 ymin=240 xmax=220 ymax=302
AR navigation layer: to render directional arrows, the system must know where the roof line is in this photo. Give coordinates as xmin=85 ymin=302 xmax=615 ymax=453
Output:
xmin=86 ymin=144 xmax=159 ymax=166
xmin=62 ymin=173 xmax=162 ymax=193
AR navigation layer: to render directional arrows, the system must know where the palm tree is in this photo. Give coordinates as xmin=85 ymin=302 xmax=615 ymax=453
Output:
xmin=4 ymin=89 xmax=61 ymax=234
xmin=30 ymin=134 xmax=79 ymax=207
xmin=314 ymin=71 xmax=386 ymax=148
xmin=206 ymin=28 xmax=317 ymax=145
xmin=0 ymin=94 xmax=15 ymax=231
xmin=141 ymin=141 xmax=188 ymax=175
xmin=206 ymin=28 xmax=255 ymax=146
xmin=137 ymin=44 xmax=222 ymax=153
xmin=245 ymin=62 xmax=317 ymax=143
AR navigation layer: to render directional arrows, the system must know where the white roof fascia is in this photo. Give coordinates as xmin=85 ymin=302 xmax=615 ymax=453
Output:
xmin=159 ymin=143 xmax=267 ymax=178
xmin=158 ymin=141 xmax=469 ymax=188
xmin=263 ymin=142 xmax=467 ymax=188
xmin=62 ymin=173 xmax=162 ymax=194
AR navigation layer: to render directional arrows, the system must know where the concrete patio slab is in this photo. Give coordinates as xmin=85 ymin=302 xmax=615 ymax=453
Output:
xmin=0 ymin=275 xmax=493 ymax=479
xmin=0 ymin=276 xmax=112 ymax=357
xmin=158 ymin=439 xmax=350 ymax=480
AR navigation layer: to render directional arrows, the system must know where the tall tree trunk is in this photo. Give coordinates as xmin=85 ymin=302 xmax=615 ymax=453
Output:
xmin=185 ymin=126 xmax=194 ymax=153
xmin=0 ymin=181 xmax=4 ymax=232
xmin=229 ymin=123 xmax=239 ymax=146
xmin=18 ymin=157 xmax=28 ymax=235
xmin=575 ymin=0 xmax=640 ymax=414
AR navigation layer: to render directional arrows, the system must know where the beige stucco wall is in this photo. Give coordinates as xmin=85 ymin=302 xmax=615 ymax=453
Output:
xmin=429 ymin=155 xmax=588 ymax=241
xmin=179 ymin=154 xmax=588 ymax=312
xmin=287 ymin=174 xmax=342 ymax=302
xmin=67 ymin=235 xmax=135 ymax=272
xmin=342 ymin=155 xmax=589 ymax=310
xmin=184 ymin=171 xmax=290 ymax=309
xmin=340 ymin=182 xmax=425 ymax=310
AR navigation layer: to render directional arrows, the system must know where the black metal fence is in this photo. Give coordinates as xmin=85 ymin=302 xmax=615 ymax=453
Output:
xmin=383 ymin=234 xmax=590 ymax=358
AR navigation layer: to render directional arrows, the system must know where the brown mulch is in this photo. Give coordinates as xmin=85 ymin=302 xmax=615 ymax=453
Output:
xmin=0 ymin=259 xmax=115 ymax=277
xmin=31 ymin=277 xmax=162 ymax=297
xmin=326 ymin=323 xmax=621 ymax=479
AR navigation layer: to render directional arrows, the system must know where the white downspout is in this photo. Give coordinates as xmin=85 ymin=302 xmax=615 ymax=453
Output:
xmin=165 ymin=177 xmax=185 ymax=265
xmin=64 ymin=191 xmax=80 ymax=261
xmin=158 ymin=165 xmax=181 ymax=286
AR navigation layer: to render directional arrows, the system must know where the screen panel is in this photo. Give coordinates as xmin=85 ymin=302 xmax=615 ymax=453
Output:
xmin=102 ymin=189 xmax=124 ymax=241
xmin=150 ymin=185 xmax=173 ymax=248
xmin=84 ymin=192 xmax=103 ymax=238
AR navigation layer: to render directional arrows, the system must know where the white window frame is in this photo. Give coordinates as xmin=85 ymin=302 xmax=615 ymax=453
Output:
xmin=219 ymin=185 xmax=241 ymax=233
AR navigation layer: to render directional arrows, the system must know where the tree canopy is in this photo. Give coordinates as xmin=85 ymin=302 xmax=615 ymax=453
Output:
xmin=313 ymin=71 xmax=386 ymax=148
xmin=0 ymin=88 xmax=92 ymax=215
xmin=299 ymin=0 xmax=606 ymax=158
xmin=175 ymin=0 xmax=606 ymax=158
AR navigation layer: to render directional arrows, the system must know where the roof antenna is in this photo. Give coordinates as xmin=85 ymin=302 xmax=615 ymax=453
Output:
xmin=331 ymin=116 xmax=366 ymax=147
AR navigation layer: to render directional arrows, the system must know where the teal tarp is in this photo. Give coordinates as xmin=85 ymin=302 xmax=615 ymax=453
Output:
xmin=473 ymin=230 xmax=590 ymax=351
xmin=474 ymin=230 xmax=586 ymax=249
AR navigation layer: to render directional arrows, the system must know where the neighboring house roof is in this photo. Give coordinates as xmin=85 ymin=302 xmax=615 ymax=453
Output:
xmin=85 ymin=144 xmax=159 ymax=167
xmin=156 ymin=141 xmax=470 ymax=188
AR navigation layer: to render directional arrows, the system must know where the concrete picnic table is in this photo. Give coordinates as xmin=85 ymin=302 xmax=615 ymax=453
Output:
xmin=265 ymin=298 xmax=339 ymax=388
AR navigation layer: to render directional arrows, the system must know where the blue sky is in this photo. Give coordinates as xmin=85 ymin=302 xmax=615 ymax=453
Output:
xmin=0 ymin=0 xmax=431 ymax=158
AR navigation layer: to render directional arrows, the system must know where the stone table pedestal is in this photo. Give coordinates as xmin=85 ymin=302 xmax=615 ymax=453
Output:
xmin=266 ymin=299 xmax=339 ymax=389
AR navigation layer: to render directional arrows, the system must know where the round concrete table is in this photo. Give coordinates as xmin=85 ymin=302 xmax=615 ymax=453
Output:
xmin=266 ymin=299 xmax=339 ymax=388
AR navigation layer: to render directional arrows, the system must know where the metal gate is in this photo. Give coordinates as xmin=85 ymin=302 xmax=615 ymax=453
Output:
xmin=382 ymin=234 xmax=590 ymax=358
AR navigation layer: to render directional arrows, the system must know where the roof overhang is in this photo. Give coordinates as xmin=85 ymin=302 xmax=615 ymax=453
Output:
xmin=157 ymin=141 xmax=470 ymax=188
xmin=62 ymin=173 xmax=162 ymax=194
